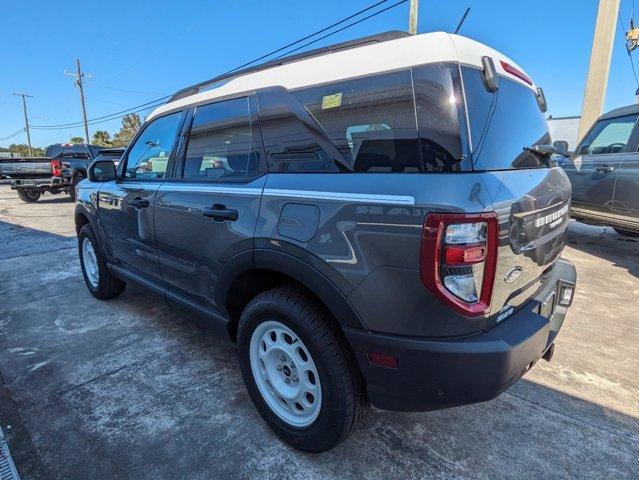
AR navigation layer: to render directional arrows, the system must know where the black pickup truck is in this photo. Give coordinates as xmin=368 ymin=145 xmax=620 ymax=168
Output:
xmin=0 ymin=144 xmax=124 ymax=202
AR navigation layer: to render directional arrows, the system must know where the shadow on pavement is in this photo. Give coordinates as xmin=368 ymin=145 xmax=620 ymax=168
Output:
xmin=566 ymin=220 xmax=639 ymax=278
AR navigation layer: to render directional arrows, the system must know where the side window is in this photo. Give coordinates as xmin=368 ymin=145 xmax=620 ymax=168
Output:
xmin=258 ymin=88 xmax=342 ymax=173
xmin=293 ymin=70 xmax=420 ymax=172
xmin=124 ymin=111 xmax=184 ymax=179
xmin=183 ymin=97 xmax=258 ymax=180
xmin=578 ymin=114 xmax=638 ymax=155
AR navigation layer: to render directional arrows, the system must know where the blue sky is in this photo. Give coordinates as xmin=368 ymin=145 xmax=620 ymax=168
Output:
xmin=0 ymin=0 xmax=637 ymax=147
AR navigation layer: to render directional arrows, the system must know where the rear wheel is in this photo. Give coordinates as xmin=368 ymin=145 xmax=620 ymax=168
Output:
xmin=78 ymin=224 xmax=126 ymax=299
xmin=613 ymin=227 xmax=639 ymax=238
xmin=69 ymin=172 xmax=85 ymax=202
xmin=237 ymin=285 xmax=368 ymax=453
xmin=16 ymin=188 xmax=41 ymax=203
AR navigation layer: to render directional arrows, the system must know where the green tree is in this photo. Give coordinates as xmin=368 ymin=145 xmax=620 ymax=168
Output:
xmin=70 ymin=136 xmax=85 ymax=144
xmin=92 ymin=130 xmax=113 ymax=147
xmin=2 ymin=143 xmax=45 ymax=157
xmin=112 ymin=113 xmax=142 ymax=147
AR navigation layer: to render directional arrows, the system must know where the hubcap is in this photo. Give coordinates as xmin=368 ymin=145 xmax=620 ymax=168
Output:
xmin=82 ymin=237 xmax=99 ymax=288
xmin=249 ymin=320 xmax=322 ymax=428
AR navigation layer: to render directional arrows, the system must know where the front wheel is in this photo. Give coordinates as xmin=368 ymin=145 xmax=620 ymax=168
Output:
xmin=237 ymin=286 xmax=368 ymax=453
xmin=16 ymin=188 xmax=41 ymax=203
xmin=613 ymin=227 xmax=639 ymax=238
xmin=78 ymin=224 xmax=126 ymax=299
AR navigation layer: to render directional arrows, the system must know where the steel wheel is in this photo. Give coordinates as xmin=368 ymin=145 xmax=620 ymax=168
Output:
xmin=81 ymin=237 xmax=99 ymax=288
xmin=249 ymin=320 xmax=322 ymax=428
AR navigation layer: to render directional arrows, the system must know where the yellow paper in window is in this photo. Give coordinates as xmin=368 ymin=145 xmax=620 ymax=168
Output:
xmin=321 ymin=93 xmax=342 ymax=110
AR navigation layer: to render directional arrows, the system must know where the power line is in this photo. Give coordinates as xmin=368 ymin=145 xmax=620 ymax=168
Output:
xmin=0 ymin=128 xmax=26 ymax=143
xmin=272 ymin=0 xmax=408 ymax=60
xmin=618 ymin=11 xmax=639 ymax=88
xmin=222 ymin=0 xmax=391 ymax=76
xmin=9 ymin=0 xmax=406 ymax=134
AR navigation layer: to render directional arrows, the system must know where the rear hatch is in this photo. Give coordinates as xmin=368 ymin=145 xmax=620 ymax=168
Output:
xmin=461 ymin=65 xmax=571 ymax=321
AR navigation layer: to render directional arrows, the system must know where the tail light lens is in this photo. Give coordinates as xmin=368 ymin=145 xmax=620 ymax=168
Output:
xmin=420 ymin=213 xmax=499 ymax=317
xmin=51 ymin=159 xmax=62 ymax=177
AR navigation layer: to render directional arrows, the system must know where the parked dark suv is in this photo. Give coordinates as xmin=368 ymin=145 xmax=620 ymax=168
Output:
xmin=75 ymin=31 xmax=577 ymax=452
xmin=557 ymin=104 xmax=639 ymax=236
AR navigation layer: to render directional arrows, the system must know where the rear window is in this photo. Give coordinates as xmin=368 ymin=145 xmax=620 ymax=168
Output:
xmin=258 ymin=64 xmax=468 ymax=173
xmin=462 ymin=66 xmax=550 ymax=170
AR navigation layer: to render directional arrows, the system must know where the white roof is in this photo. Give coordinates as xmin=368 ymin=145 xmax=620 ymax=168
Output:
xmin=148 ymin=32 xmax=536 ymax=120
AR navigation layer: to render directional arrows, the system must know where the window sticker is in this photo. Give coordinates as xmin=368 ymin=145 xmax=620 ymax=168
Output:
xmin=321 ymin=93 xmax=342 ymax=110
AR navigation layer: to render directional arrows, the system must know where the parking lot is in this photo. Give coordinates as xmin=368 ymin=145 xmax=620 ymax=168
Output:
xmin=0 ymin=184 xmax=637 ymax=479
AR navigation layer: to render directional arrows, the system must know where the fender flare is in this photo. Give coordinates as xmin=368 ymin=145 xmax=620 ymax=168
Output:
xmin=216 ymin=248 xmax=366 ymax=330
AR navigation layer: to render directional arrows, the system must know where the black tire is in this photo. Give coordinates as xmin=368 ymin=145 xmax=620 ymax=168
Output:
xmin=613 ymin=227 xmax=639 ymax=238
xmin=237 ymin=285 xmax=368 ymax=453
xmin=69 ymin=172 xmax=85 ymax=202
xmin=78 ymin=224 xmax=126 ymax=299
xmin=16 ymin=188 xmax=41 ymax=203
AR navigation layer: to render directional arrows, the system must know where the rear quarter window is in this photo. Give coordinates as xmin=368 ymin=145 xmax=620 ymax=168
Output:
xmin=462 ymin=66 xmax=550 ymax=170
xmin=258 ymin=64 xmax=468 ymax=173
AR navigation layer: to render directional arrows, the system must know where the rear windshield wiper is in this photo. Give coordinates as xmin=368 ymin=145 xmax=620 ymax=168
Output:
xmin=523 ymin=144 xmax=556 ymax=166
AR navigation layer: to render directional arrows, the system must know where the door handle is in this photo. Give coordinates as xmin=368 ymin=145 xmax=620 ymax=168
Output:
xmin=128 ymin=197 xmax=150 ymax=208
xmin=202 ymin=204 xmax=238 ymax=221
xmin=595 ymin=165 xmax=615 ymax=173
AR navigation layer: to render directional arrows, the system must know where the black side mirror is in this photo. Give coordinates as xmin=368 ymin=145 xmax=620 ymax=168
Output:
xmin=553 ymin=140 xmax=569 ymax=156
xmin=88 ymin=160 xmax=116 ymax=182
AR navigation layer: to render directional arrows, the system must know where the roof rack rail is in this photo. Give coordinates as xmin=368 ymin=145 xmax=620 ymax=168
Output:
xmin=168 ymin=30 xmax=411 ymax=102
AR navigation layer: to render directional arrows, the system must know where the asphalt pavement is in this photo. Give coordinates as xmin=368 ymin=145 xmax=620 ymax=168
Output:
xmin=0 ymin=185 xmax=637 ymax=479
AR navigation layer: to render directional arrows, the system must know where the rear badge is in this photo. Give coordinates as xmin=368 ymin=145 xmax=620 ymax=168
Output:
xmin=504 ymin=266 xmax=523 ymax=283
xmin=497 ymin=304 xmax=514 ymax=323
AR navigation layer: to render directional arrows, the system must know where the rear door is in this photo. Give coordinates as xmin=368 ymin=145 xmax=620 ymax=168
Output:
xmin=154 ymin=96 xmax=265 ymax=310
xmin=611 ymin=151 xmax=639 ymax=228
xmin=98 ymin=110 xmax=185 ymax=279
xmin=562 ymin=113 xmax=638 ymax=220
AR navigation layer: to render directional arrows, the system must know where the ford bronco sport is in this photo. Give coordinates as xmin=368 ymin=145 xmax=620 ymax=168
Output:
xmin=75 ymin=31 xmax=577 ymax=452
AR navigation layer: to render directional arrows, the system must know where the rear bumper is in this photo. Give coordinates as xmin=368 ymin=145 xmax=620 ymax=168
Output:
xmin=11 ymin=177 xmax=68 ymax=189
xmin=344 ymin=258 xmax=577 ymax=412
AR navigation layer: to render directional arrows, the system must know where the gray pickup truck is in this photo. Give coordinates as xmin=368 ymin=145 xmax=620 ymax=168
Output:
xmin=0 ymin=143 xmax=105 ymax=202
xmin=557 ymin=104 xmax=639 ymax=236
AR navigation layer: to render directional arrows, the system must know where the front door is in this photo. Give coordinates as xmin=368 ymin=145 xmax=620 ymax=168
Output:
xmin=563 ymin=113 xmax=638 ymax=221
xmin=98 ymin=110 xmax=185 ymax=279
xmin=154 ymin=96 xmax=265 ymax=310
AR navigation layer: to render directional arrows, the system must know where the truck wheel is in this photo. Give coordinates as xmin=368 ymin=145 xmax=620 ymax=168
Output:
xmin=613 ymin=227 xmax=639 ymax=238
xmin=78 ymin=224 xmax=126 ymax=299
xmin=237 ymin=285 xmax=368 ymax=453
xmin=69 ymin=172 xmax=85 ymax=202
xmin=16 ymin=188 xmax=41 ymax=203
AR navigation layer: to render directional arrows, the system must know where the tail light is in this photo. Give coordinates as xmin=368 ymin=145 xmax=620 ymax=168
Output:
xmin=51 ymin=159 xmax=62 ymax=177
xmin=420 ymin=213 xmax=499 ymax=317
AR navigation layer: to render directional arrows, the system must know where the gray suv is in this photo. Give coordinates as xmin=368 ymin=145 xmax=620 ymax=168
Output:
xmin=558 ymin=104 xmax=639 ymax=236
xmin=75 ymin=31 xmax=577 ymax=452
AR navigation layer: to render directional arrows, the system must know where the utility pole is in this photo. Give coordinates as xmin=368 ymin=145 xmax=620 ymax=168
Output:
xmin=578 ymin=0 xmax=620 ymax=140
xmin=65 ymin=59 xmax=92 ymax=143
xmin=12 ymin=93 xmax=33 ymax=156
xmin=408 ymin=0 xmax=419 ymax=35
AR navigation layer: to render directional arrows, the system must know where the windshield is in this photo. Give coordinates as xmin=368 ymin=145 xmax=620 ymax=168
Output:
xmin=462 ymin=66 xmax=550 ymax=170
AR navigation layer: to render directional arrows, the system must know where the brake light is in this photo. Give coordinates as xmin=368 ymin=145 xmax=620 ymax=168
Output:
xmin=51 ymin=159 xmax=62 ymax=177
xmin=500 ymin=60 xmax=533 ymax=86
xmin=420 ymin=213 xmax=499 ymax=317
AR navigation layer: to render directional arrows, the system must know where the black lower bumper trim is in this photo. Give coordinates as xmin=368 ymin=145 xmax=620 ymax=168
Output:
xmin=344 ymin=258 xmax=577 ymax=412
